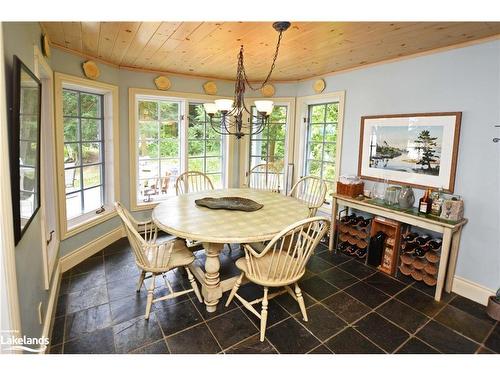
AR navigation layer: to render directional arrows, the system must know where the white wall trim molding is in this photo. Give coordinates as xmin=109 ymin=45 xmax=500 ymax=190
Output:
xmin=59 ymin=226 xmax=124 ymax=273
xmin=40 ymin=262 xmax=61 ymax=353
xmin=452 ymin=276 xmax=495 ymax=306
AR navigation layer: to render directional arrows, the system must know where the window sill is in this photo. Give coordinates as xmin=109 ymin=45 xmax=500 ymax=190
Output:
xmin=62 ymin=205 xmax=117 ymax=240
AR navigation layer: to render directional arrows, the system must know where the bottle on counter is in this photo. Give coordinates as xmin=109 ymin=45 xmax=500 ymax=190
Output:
xmin=431 ymin=187 xmax=444 ymax=216
xmin=418 ymin=189 xmax=433 ymax=214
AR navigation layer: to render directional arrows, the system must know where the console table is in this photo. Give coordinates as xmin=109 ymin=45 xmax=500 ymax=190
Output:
xmin=328 ymin=193 xmax=468 ymax=302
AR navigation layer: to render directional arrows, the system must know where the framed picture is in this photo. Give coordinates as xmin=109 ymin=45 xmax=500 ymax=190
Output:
xmin=358 ymin=112 xmax=461 ymax=192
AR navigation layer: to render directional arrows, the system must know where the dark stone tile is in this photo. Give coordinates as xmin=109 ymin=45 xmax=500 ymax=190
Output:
xmin=416 ymin=320 xmax=479 ymax=354
xmin=50 ymin=316 xmax=65 ymax=346
xmin=225 ymin=334 xmax=277 ymax=354
xmin=395 ymin=272 xmax=415 ymax=285
xmin=435 ymin=305 xmax=494 ymax=343
xmin=325 ymin=327 xmax=384 ymax=354
xmin=306 ymin=256 xmax=334 ymax=274
xmin=317 ymin=250 xmax=351 ymax=266
xmin=103 ymin=237 xmax=131 ymax=256
xmin=55 ymin=294 xmax=67 ymax=318
xmin=155 ymin=299 xmax=203 ymax=336
xmin=484 ymin=324 xmax=500 ymax=353
xmin=296 ymin=304 xmax=347 ymax=341
xmin=355 ymin=312 xmax=409 ymax=353
xmin=337 ymin=260 xmax=377 ymax=279
xmin=207 ymin=308 xmax=258 ymax=349
xmin=237 ymin=282 xmax=263 ymax=302
xmin=68 ymin=271 xmax=106 ymax=293
xmin=477 ymin=346 xmax=495 ymax=354
xmin=450 ymin=295 xmax=496 ymax=324
xmin=299 ymin=276 xmax=338 ymax=301
xmin=322 ymin=291 xmax=371 ymax=323
xmin=412 ymin=281 xmax=455 ymax=303
xmin=64 ymin=327 xmax=115 ymax=354
xmin=167 ymin=323 xmax=221 ymax=354
xmin=364 ymin=272 xmax=407 ymax=295
xmin=65 ymin=304 xmax=112 ymax=340
xmin=109 ymin=293 xmax=148 ymax=324
xmin=395 ymin=338 xmax=439 ymax=354
xmin=318 ymin=267 xmax=359 ymax=290
xmin=242 ymin=299 xmax=290 ymax=328
xmin=344 ymin=281 xmax=390 ymax=309
xmin=48 ymin=344 xmax=62 ymax=354
xmin=308 ymin=345 xmax=333 ymax=354
xmin=194 ymin=290 xmax=239 ymax=320
xmin=131 ymin=339 xmax=169 ymax=354
xmin=266 ymin=317 xmax=320 ymax=354
xmin=104 ymin=251 xmax=140 ymax=282
xmin=70 ymin=256 xmax=104 ymax=277
xmin=107 ymin=275 xmax=145 ymax=302
xmin=66 ymin=285 xmax=108 ymax=314
xmin=396 ymin=287 xmax=446 ymax=317
xmin=376 ymin=299 xmax=429 ymax=333
xmin=274 ymin=291 xmax=317 ymax=315
xmin=113 ymin=314 xmax=163 ymax=353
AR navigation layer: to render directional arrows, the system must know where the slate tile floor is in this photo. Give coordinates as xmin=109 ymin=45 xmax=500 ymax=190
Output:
xmin=49 ymin=237 xmax=500 ymax=354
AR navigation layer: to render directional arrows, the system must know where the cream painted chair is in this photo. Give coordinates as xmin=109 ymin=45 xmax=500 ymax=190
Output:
xmin=226 ymin=216 xmax=330 ymax=341
xmin=115 ymin=202 xmax=202 ymax=319
xmin=175 ymin=171 xmax=214 ymax=195
xmin=248 ymin=163 xmax=280 ymax=192
xmin=288 ymin=176 xmax=328 ymax=216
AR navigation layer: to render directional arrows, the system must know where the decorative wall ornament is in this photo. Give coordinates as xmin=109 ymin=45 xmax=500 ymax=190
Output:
xmin=261 ymin=83 xmax=275 ymax=97
xmin=203 ymin=81 xmax=217 ymax=95
xmin=154 ymin=75 xmax=171 ymax=91
xmin=82 ymin=60 xmax=100 ymax=80
xmin=313 ymin=78 xmax=326 ymax=93
xmin=41 ymin=34 xmax=51 ymax=58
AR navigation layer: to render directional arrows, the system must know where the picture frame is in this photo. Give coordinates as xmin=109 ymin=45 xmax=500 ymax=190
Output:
xmin=358 ymin=112 xmax=461 ymax=193
xmin=9 ymin=56 xmax=42 ymax=245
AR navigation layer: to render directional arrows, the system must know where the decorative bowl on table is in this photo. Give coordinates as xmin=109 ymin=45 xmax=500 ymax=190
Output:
xmin=194 ymin=197 xmax=263 ymax=212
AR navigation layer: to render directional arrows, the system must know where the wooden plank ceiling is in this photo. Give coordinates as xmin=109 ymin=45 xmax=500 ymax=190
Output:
xmin=40 ymin=22 xmax=500 ymax=81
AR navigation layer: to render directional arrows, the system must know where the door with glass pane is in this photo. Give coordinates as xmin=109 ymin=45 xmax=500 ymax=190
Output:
xmin=248 ymin=105 xmax=288 ymax=192
xmin=304 ymin=102 xmax=339 ymax=202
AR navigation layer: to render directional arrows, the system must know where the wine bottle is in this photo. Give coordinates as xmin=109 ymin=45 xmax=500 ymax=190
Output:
xmin=428 ymin=238 xmax=442 ymax=250
xmin=415 ymin=234 xmax=431 ymax=245
xmin=418 ymin=189 xmax=433 ymax=214
xmin=403 ymin=232 xmax=418 ymax=242
xmin=340 ymin=213 xmax=356 ymax=223
xmin=358 ymin=218 xmax=371 ymax=228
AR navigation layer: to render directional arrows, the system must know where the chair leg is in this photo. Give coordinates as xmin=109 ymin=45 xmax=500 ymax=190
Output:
xmin=295 ymin=283 xmax=308 ymax=322
xmin=225 ymin=273 xmax=244 ymax=307
xmin=145 ymin=274 xmax=156 ymax=320
xmin=260 ymin=287 xmax=269 ymax=342
xmin=136 ymin=271 xmax=146 ymax=292
xmin=185 ymin=267 xmax=202 ymax=303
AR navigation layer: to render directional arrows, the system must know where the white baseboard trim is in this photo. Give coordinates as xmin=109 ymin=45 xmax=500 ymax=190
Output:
xmin=452 ymin=276 xmax=496 ymax=306
xmin=59 ymin=226 xmax=124 ymax=273
xmin=40 ymin=262 xmax=61 ymax=354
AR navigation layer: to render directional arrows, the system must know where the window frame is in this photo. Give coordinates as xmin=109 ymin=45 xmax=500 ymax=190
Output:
xmin=129 ymin=88 xmax=234 ymax=211
xmin=54 ymin=73 xmax=120 ymax=239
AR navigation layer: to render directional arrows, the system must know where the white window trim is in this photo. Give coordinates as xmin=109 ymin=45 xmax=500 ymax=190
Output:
xmin=54 ymin=73 xmax=120 ymax=239
xmin=128 ymin=87 xmax=234 ymax=211
xmin=239 ymin=97 xmax=296 ymax=194
xmin=293 ymin=91 xmax=345 ymax=214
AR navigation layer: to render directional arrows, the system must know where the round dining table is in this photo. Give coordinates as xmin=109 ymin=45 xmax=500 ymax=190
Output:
xmin=152 ymin=188 xmax=310 ymax=312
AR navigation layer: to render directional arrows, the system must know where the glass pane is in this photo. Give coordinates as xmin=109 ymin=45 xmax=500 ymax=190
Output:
xmin=188 ymin=123 xmax=204 ymax=139
xmin=325 ymin=181 xmax=334 ymax=202
xmin=206 ymin=123 xmax=221 ymax=139
xmin=310 ymin=104 xmax=325 ymax=123
xmin=81 ymin=142 xmax=101 ymax=164
xmin=82 ymin=165 xmax=102 ymax=188
xmin=188 ymin=141 xmax=204 ymax=157
xmin=268 ymin=123 xmax=285 ymax=140
xmin=20 ymin=192 xmax=36 ymax=220
xmin=188 ymin=158 xmax=203 ymax=172
xmin=323 ymin=143 xmax=337 ymax=162
xmin=309 ymin=124 xmax=324 ymax=142
xmin=159 ymin=101 xmax=179 ymax=121
xmin=63 ymin=90 xmax=78 ymax=116
xmin=160 ymin=121 xmax=179 ymax=139
xmin=251 ymin=140 xmax=267 ymax=158
xmin=307 ymin=142 xmax=323 ymax=160
xmin=80 ymin=93 xmax=100 ymax=118
xmin=81 ymin=119 xmax=101 ymax=141
xmin=324 ymin=123 xmax=337 ymax=143
xmin=326 ymin=103 xmax=338 ymax=122
xmin=64 ymin=144 xmax=80 ymax=166
xmin=83 ymin=186 xmax=102 ymax=213
xmin=138 ymin=159 xmax=159 ymax=180
xmin=268 ymin=140 xmax=284 ymax=162
xmin=206 ymin=140 xmax=221 ymax=157
xmin=160 ymin=140 xmax=179 ymax=158
xmin=139 ymin=100 xmax=158 ymax=121
xmin=269 ymin=158 xmax=284 ymax=174
xmin=209 ymin=174 xmax=222 ymax=188
xmin=64 ymin=118 xmax=79 ymax=142
xmin=206 ymin=157 xmax=221 ymax=173
xmin=65 ymin=167 xmax=81 ymax=193
xmin=160 ymin=159 xmax=180 ymax=181
xmin=138 ymin=121 xmax=158 ymax=140
xmin=138 ymin=141 xmax=158 ymax=159
xmin=66 ymin=191 xmax=81 ymax=219
xmin=306 ymin=160 xmax=321 ymax=177
xmin=20 ymin=115 xmax=38 ymax=140
xmin=19 ymin=141 xmax=37 ymax=167
xmin=323 ymin=162 xmax=336 ymax=181
xmin=251 ymin=156 xmax=266 ymax=169
xmin=270 ymin=106 xmax=287 ymax=122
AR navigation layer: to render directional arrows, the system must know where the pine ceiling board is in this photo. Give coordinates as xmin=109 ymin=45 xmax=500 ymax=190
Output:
xmin=81 ymin=22 xmax=101 ymax=56
xmin=97 ymin=22 xmax=122 ymax=62
xmin=41 ymin=22 xmax=66 ymax=46
xmin=132 ymin=22 xmax=182 ymax=67
xmin=62 ymin=22 xmax=82 ymax=50
xmin=110 ymin=22 xmax=141 ymax=64
xmin=120 ymin=22 xmax=162 ymax=67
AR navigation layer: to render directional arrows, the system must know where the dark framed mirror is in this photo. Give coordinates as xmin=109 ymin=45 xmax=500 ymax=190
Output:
xmin=10 ymin=55 xmax=42 ymax=245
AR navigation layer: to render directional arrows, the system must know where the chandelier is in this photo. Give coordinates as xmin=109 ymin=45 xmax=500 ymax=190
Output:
xmin=203 ymin=22 xmax=291 ymax=138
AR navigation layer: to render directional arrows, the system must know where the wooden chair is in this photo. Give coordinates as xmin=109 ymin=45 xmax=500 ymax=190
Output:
xmin=226 ymin=216 xmax=330 ymax=341
xmin=114 ymin=202 xmax=202 ymax=319
xmin=247 ymin=163 xmax=280 ymax=192
xmin=175 ymin=171 xmax=214 ymax=196
xmin=288 ymin=176 xmax=328 ymax=216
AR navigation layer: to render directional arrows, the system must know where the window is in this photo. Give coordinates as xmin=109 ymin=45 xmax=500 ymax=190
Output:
xmin=304 ymin=102 xmax=339 ymax=201
xmin=62 ymin=89 xmax=105 ymax=219
xmin=188 ymin=103 xmax=224 ymax=188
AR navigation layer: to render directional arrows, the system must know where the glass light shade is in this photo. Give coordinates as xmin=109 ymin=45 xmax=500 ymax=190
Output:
xmin=203 ymin=103 xmax=217 ymax=115
xmin=214 ymin=99 xmax=234 ymax=112
xmin=254 ymin=100 xmax=274 ymax=115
